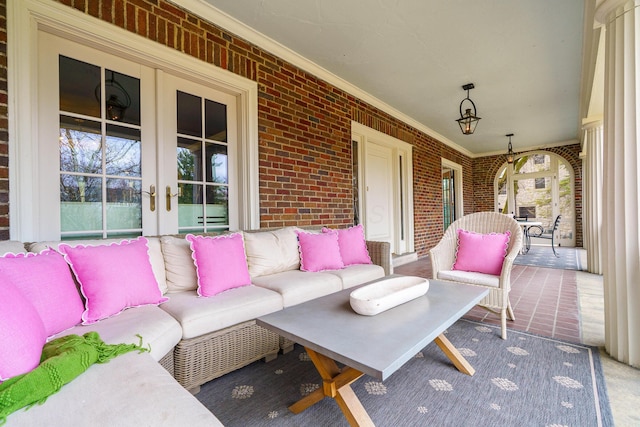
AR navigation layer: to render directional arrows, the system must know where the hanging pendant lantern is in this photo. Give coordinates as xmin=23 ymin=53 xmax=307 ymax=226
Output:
xmin=456 ymin=83 xmax=481 ymax=135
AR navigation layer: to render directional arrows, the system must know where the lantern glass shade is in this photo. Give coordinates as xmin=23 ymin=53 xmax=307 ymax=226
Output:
xmin=506 ymin=137 xmax=515 ymax=164
xmin=456 ymin=108 xmax=480 ymax=135
xmin=456 ymin=83 xmax=481 ymax=135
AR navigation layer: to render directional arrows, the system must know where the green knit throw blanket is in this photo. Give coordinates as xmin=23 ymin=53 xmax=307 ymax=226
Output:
xmin=0 ymin=332 xmax=148 ymax=424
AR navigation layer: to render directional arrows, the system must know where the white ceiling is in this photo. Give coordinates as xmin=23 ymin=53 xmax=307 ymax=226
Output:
xmin=184 ymin=0 xmax=587 ymax=156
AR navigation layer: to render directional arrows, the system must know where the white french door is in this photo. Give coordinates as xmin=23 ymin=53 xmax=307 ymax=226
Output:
xmin=10 ymin=1 xmax=260 ymax=242
xmin=159 ymin=75 xmax=238 ymax=235
xmin=37 ymin=34 xmax=239 ymax=240
xmin=364 ymin=142 xmax=395 ymax=247
xmin=38 ymin=33 xmax=158 ymax=240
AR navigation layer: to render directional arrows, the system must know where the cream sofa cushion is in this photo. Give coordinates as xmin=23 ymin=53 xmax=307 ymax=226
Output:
xmin=27 ymin=237 xmax=168 ymax=294
xmin=244 ymin=227 xmax=300 ymax=278
xmin=8 ymin=352 xmax=223 ymax=427
xmin=160 ymin=235 xmax=198 ymax=293
xmin=252 ymin=270 xmax=342 ymax=307
xmin=437 ymin=270 xmax=500 ymax=287
xmin=326 ymin=264 xmax=386 ymax=289
xmin=160 ymin=286 xmax=283 ymax=339
xmin=0 ymin=240 xmax=26 ymax=255
xmin=51 ymin=305 xmax=182 ymax=361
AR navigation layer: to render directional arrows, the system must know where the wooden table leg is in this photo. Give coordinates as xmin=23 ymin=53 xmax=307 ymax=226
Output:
xmin=434 ymin=333 xmax=476 ymax=376
xmin=289 ymin=347 xmax=374 ymax=427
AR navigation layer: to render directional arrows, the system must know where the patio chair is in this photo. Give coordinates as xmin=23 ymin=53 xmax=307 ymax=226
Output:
xmin=528 ymin=215 xmax=561 ymax=257
xmin=430 ymin=212 xmax=523 ymax=339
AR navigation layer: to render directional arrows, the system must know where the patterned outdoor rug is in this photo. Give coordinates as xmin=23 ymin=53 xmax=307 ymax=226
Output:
xmin=514 ymin=246 xmax=586 ymax=271
xmin=196 ymin=319 xmax=612 ymax=427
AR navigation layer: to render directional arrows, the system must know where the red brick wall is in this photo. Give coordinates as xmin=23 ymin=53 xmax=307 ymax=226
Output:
xmin=0 ymin=0 xmax=8 ymax=240
xmin=472 ymin=144 xmax=583 ymax=247
xmin=0 ymin=0 xmax=583 ymax=255
xmin=45 ymin=0 xmax=469 ymax=255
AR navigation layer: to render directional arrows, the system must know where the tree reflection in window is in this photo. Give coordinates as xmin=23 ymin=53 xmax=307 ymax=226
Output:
xmin=59 ymin=117 xmax=142 ymax=236
xmin=59 ymin=117 xmax=141 ymax=203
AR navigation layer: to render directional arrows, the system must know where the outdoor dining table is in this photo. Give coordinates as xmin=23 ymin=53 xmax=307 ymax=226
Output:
xmin=517 ymin=220 xmax=543 ymax=254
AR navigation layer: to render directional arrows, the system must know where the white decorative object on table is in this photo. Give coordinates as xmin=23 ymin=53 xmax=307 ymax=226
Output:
xmin=349 ymin=276 xmax=430 ymax=316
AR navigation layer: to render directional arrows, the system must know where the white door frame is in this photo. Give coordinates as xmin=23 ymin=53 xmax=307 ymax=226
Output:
xmin=8 ymin=0 xmax=260 ymax=240
xmin=441 ymin=158 xmax=464 ymax=225
xmin=352 ymin=122 xmax=414 ymax=255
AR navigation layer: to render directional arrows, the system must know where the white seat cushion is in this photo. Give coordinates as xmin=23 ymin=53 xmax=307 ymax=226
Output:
xmin=159 ymin=286 xmax=283 ymax=339
xmin=437 ymin=270 xmax=500 ymax=287
xmin=51 ymin=305 xmax=182 ymax=361
xmin=7 ymin=352 xmax=222 ymax=427
xmin=326 ymin=264 xmax=386 ymax=289
xmin=252 ymin=270 xmax=342 ymax=307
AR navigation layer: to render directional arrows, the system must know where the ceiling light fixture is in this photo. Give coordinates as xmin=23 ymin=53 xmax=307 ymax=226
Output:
xmin=456 ymin=83 xmax=481 ymax=135
xmin=506 ymin=133 xmax=515 ymax=164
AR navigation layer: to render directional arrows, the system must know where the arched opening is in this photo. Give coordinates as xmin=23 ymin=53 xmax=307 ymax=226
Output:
xmin=494 ymin=151 xmax=575 ymax=247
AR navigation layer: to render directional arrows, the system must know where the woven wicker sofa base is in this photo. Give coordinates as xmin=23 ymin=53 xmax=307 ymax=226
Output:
xmin=158 ymin=350 xmax=175 ymax=377
xmin=279 ymin=336 xmax=296 ymax=354
xmin=173 ymin=320 xmax=280 ymax=392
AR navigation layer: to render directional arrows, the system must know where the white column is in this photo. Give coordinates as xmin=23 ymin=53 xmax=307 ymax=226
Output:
xmin=596 ymin=0 xmax=640 ymax=367
xmin=582 ymin=120 xmax=604 ymax=275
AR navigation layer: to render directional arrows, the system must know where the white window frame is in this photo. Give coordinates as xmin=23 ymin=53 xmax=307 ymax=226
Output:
xmin=8 ymin=0 xmax=260 ymax=240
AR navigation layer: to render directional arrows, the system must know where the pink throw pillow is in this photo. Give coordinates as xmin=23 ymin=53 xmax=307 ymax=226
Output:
xmin=186 ymin=233 xmax=251 ymax=297
xmin=58 ymin=237 xmax=168 ymax=324
xmin=0 ymin=282 xmax=46 ymax=381
xmin=453 ymin=229 xmax=511 ymax=276
xmin=0 ymin=249 xmax=84 ymax=337
xmin=322 ymin=225 xmax=372 ymax=266
xmin=296 ymin=230 xmax=344 ymax=272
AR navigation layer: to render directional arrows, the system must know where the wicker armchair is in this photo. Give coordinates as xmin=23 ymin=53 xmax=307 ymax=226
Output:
xmin=430 ymin=212 xmax=523 ymax=339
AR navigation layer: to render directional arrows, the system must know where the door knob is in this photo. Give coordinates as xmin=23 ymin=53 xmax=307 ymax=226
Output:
xmin=166 ymin=186 xmax=181 ymax=211
xmin=142 ymin=185 xmax=156 ymax=212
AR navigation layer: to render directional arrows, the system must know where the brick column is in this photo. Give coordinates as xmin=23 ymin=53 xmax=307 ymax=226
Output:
xmin=0 ymin=0 xmax=8 ymax=240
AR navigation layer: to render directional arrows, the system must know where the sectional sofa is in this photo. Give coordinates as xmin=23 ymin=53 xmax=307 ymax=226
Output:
xmin=1 ymin=226 xmax=391 ymax=426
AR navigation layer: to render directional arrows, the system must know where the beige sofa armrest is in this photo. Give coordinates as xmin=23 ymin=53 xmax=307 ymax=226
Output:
xmin=366 ymin=240 xmax=393 ymax=275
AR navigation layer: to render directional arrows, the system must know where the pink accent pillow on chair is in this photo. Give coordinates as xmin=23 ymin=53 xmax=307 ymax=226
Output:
xmin=296 ymin=230 xmax=344 ymax=272
xmin=58 ymin=237 xmax=168 ymax=324
xmin=322 ymin=225 xmax=372 ymax=266
xmin=0 ymin=282 xmax=46 ymax=381
xmin=0 ymin=249 xmax=84 ymax=337
xmin=186 ymin=233 xmax=251 ymax=297
xmin=453 ymin=229 xmax=511 ymax=276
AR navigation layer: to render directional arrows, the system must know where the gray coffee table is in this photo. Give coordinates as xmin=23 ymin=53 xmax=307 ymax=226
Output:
xmin=257 ymin=276 xmax=488 ymax=426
